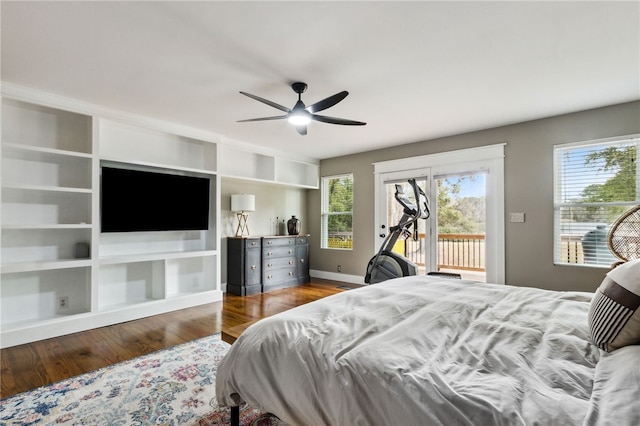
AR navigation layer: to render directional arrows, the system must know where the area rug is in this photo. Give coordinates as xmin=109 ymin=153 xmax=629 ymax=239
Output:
xmin=0 ymin=334 xmax=283 ymax=425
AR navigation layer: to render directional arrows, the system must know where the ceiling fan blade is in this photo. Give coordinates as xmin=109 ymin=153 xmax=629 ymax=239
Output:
xmin=311 ymin=114 xmax=366 ymax=126
xmin=306 ymin=91 xmax=348 ymax=113
xmin=237 ymin=115 xmax=288 ymax=123
xmin=239 ymin=91 xmax=290 ymax=113
xmin=296 ymin=125 xmax=307 ymax=136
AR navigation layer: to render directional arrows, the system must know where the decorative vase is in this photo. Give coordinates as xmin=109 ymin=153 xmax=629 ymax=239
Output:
xmin=287 ymin=215 xmax=301 ymax=235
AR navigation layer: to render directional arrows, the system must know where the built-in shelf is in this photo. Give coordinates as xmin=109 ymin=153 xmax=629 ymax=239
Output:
xmin=98 ymin=260 xmax=165 ymax=311
xmin=1 ymin=98 xmax=92 ymax=154
xmin=1 ymin=267 xmax=92 ymax=328
xmin=100 ymin=157 xmax=217 ymax=177
xmin=2 ymin=224 xmax=93 ymax=230
xmin=1 ymin=96 xmax=223 ymax=348
xmin=2 ymin=146 xmax=92 ymax=190
xmin=219 ymin=144 xmax=318 ymax=188
xmin=2 ymin=184 xmax=92 ymax=193
xmin=99 ymin=249 xmax=218 ymax=265
xmin=1 ymin=86 xmax=316 ymax=348
xmin=1 ymin=259 xmax=93 ymax=274
xmin=275 ymin=157 xmax=319 ymax=188
xmin=99 ymin=119 xmax=217 ymax=173
xmin=2 ymin=143 xmax=93 ymax=159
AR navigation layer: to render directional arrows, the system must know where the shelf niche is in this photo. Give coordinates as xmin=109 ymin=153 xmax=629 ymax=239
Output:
xmin=99 ymin=119 xmax=217 ymax=173
xmin=2 ymin=99 xmax=92 ymax=153
xmin=1 ymin=267 xmax=91 ymax=328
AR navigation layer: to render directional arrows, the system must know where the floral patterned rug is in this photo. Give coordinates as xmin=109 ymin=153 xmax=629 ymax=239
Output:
xmin=0 ymin=334 xmax=283 ymax=425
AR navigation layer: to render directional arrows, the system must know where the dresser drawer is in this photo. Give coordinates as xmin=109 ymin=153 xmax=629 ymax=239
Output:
xmin=263 ymin=256 xmax=296 ymax=270
xmin=263 ymin=237 xmax=296 ymax=247
xmin=263 ymin=267 xmax=297 ymax=283
xmin=263 ymin=246 xmax=295 ymax=259
xmin=244 ymin=238 xmax=261 ymax=250
xmin=295 ymin=236 xmax=308 ymax=245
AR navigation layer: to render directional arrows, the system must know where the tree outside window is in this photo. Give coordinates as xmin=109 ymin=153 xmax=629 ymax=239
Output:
xmin=321 ymin=174 xmax=353 ymax=249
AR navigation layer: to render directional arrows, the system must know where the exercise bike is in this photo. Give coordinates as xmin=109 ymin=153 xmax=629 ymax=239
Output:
xmin=365 ymin=179 xmax=430 ymax=284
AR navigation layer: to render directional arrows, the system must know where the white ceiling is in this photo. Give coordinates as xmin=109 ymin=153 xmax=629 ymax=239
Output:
xmin=2 ymin=1 xmax=639 ymax=162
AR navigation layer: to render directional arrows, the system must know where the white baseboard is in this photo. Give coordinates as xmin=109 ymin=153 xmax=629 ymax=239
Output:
xmin=310 ymin=269 xmax=366 ymax=285
xmin=221 ymin=271 xmax=365 ymax=294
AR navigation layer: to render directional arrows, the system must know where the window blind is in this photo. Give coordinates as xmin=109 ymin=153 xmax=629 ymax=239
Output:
xmin=553 ymin=136 xmax=639 ymax=266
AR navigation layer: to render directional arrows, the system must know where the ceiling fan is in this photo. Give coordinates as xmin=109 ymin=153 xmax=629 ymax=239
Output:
xmin=237 ymin=82 xmax=366 ymax=135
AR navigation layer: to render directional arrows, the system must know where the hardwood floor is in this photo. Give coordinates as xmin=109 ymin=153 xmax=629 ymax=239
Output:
xmin=0 ymin=279 xmax=356 ymax=399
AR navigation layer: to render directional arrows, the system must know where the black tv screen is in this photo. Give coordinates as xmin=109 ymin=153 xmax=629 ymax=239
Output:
xmin=101 ymin=166 xmax=210 ymax=233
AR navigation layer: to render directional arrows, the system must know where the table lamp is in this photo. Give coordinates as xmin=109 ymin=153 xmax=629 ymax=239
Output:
xmin=231 ymin=194 xmax=255 ymax=237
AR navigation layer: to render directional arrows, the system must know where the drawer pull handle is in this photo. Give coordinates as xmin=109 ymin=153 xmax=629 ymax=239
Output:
xmin=300 ymin=259 xmax=305 ymax=263
xmin=268 ymin=275 xmax=273 ymax=279
xmin=288 ymin=250 xmax=293 ymax=254
xmin=268 ymin=263 xmax=273 ymax=267
xmin=267 ymin=241 xmax=273 ymax=245
xmin=251 ymin=265 xmax=256 ymax=270
xmin=251 ymin=241 xmax=256 ymax=246
xmin=289 ymin=260 xmax=293 ymax=265
xmin=288 ymin=271 xmax=293 ymax=276
xmin=267 ymin=251 xmax=272 ymax=256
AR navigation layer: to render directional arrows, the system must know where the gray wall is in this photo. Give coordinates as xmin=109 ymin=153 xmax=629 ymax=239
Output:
xmin=308 ymin=101 xmax=640 ymax=292
xmin=220 ymin=178 xmax=308 ymax=283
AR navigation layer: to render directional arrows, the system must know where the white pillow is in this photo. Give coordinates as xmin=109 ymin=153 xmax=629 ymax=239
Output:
xmin=588 ymin=259 xmax=640 ymax=352
xmin=582 ymin=345 xmax=640 ymax=424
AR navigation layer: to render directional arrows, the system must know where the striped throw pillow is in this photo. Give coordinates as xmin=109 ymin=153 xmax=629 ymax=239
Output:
xmin=588 ymin=259 xmax=640 ymax=352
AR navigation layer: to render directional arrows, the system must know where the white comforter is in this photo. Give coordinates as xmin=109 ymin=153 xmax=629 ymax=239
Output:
xmin=216 ymin=277 xmax=638 ymax=425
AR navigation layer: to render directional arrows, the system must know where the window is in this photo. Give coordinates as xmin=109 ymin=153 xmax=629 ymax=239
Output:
xmin=321 ymin=174 xmax=353 ymax=249
xmin=554 ymin=135 xmax=639 ymax=266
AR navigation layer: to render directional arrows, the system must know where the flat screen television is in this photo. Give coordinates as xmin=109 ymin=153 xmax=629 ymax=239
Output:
xmin=101 ymin=166 xmax=210 ymax=233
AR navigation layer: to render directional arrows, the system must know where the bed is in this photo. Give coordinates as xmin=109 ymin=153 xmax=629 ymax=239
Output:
xmin=216 ymin=267 xmax=640 ymax=425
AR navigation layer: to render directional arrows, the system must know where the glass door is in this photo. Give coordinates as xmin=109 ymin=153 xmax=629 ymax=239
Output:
xmin=433 ymin=172 xmax=487 ymax=282
xmin=376 ymin=168 xmax=494 ymax=282
xmin=381 ymin=175 xmax=430 ymax=275
xmin=374 ymin=145 xmax=505 ymax=284
xmin=376 ymin=170 xmax=432 ymax=275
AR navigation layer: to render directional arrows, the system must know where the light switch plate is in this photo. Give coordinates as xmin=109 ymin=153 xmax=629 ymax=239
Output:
xmin=509 ymin=212 xmax=525 ymax=223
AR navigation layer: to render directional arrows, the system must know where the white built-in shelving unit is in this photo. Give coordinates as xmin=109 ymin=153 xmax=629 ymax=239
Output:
xmin=219 ymin=144 xmax=319 ymax=188
xmin=1 ymin=85 xmax=319 ymax=348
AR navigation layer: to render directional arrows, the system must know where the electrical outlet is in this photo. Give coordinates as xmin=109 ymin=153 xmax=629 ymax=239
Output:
xmin=58 ymin=296 xmax=69 ymax=309
xmin=337 ymin=265 xmax=342 ymax=272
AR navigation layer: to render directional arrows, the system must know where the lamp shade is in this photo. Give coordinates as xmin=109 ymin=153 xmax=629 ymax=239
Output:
xmin=231 ymin=194 xmax=255 ymax=212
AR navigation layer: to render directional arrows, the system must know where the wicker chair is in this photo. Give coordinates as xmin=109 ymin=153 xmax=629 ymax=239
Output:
xmin=608 ymin=204 xmax=640 ymax=267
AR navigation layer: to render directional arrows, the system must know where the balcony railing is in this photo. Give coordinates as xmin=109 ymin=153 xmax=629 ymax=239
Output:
xmin=402 ymin=233 xmax=486 ymax=272
xmin=561 ymin=235 xmax=583 ymax=264
xmin=327 ymin=232 xmax=353 ymax=249
xmin=559 ymin=233 xmax=617 ymax=265
xmin=437 ymin=234 xmax=485 ymax=271
xmin=329 ymin=232 xmax=615 ymax=269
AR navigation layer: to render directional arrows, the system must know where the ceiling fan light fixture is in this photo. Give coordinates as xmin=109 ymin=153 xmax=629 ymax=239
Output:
xmin=238 ymin=82 xmax=365 ymax=134
xmin=288 ymin=111 xmax=311 ymax=126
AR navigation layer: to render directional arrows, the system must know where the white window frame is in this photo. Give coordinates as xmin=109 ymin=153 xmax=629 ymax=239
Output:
xmin=553 ymin=134 xmax=640 ymax=267
xmin=321 ymin=173 xmax=354 ymax=250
